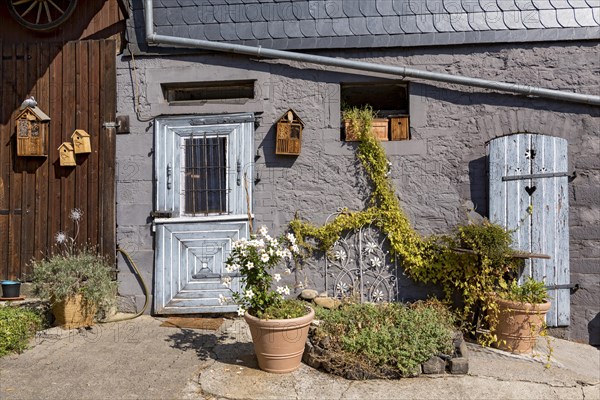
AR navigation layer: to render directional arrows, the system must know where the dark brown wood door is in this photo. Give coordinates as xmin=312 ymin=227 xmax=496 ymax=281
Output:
xmin=0 ymin=39 xmax=116 ymax=280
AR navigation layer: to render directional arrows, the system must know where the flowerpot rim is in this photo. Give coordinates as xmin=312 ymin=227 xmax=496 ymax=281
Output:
xmin=495 ymin=296 xmax=551 ymax=312
xmin=244 ymin=306 xmax=315 ymax=327
xmin=1 ymin=280 xmax=21 ymax=285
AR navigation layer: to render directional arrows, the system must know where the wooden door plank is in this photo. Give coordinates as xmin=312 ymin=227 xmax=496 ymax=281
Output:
xmin=75 ymin=40 xmax=90 ymax=246
xmin=555 ymin=138 xmax=570 ymax=326
xmin=0 ymin=40 xmax=9 ymax=279
xmin=61 ymin=42 xmax=77 ymax=242
xmin=87 ymin=40 xmax=100 ymax=248
xmin=8 ymin=43 xmax=24 ymax=279
xmin=48 ymin=43 xmax=63 ymax=255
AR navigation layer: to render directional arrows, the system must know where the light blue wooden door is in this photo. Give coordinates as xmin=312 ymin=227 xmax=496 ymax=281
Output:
xmin=489 ymin=133 xmax=570 ymax=327
xmin=153 ymin=114 xmax=254 ymax=314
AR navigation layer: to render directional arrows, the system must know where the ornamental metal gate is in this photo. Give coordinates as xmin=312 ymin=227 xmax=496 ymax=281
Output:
xmin=153 ymin=114 xmax=253 ymax=314
xmin=488 ymin=133 xmax=570 ymax=327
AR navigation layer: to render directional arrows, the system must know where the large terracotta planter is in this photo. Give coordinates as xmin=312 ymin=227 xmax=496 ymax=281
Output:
xmin=244 ymin=307 xmax=314 ymax=373
xmin=51 ymin=294 xmax=97 ymax=329
xmin=493 ymin=297 xmax=551 ymax=354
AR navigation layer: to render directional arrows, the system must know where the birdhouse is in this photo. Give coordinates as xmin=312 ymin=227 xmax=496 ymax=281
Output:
xmin=275 ymin=109 xmax=304 ymax=155
xmin=58 ymin=142 xmax=76 ymax=166
xmin=15 ymin=106 xmax=50 ymax=156
xmin=71 ymin=129 xmax=91 ymax=154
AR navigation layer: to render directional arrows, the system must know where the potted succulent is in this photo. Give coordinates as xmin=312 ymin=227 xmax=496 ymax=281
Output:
xmin=30 ymin=209 xmax=117 ymax=329
xmin=220 ymin=226 xmax=314 ymax=373
xmin=491 ymin=277 xmax=550 ymax=354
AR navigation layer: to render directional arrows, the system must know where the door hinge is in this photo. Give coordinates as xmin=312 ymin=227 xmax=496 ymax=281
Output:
xmin=150 ymin=211 xmax=173 ymax=218
xmin=545 ymin=283 xmax=580 ymax=293
xmin=502 ymin=172 xmax=571 ymax=181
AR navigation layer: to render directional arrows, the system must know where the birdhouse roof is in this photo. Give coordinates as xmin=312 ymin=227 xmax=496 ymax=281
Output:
xmin=17 ymin=106 xmax=51 ymax=121
xmin=277 ymin=109 xmax=304 ymax=127
xmin=71 ymin=129 xmax=90 ymax=138
xmin=58 ymin=142 xmax=74 ymax=151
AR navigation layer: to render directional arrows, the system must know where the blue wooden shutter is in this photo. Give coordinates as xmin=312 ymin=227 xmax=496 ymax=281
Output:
xmin=489 ymin=133 xmax=570 ymax=327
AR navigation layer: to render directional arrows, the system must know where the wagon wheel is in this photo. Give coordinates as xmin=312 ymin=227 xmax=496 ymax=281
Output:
xmin=8 ymin=0 xmax=78 ymax=31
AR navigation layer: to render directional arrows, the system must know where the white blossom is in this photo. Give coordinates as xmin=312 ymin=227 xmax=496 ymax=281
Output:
xmin=261 ymin=253 xmax=270 ymax=263
xmin=283 ymin=249 xmax=292 ymax=259
xmin=237 ymin=306 xmax=246 ymax=316
xmin=286 ymin=232 xmax=296 ymax=244
xmin=276 ymin=286 xmax=285 ymax=295
xmin=283 ymin=286 xmax=290 ymax=296
xmin=54 ymin=231 xmax=68 ymax=244
xmin=225 ymin=265 xmax=234 ymax=273
xmin=245 ymin=289 xmax=254 ymax=299
xmin=222 ymin=276 xmax=232 ymax=288
xmin=69 ymin=208 xmax=83 ymax=222
xmin=246 ymin=262 xmax=254 ymax=270
xmin=275 ymin=249 xmax=284 ymax=258
xmin=291 ymin=244 xmax=300 ymax=254
xmin=273 ymin=273 xmax=281 ymax=282
xmin=218 ymin=294 xmax=227 ymax=305
xmin=258 ymin=226 xmax=268 ymax=236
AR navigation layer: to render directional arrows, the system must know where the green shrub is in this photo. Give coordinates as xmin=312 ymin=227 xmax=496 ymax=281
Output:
xmin=314 ymin=301 xmax=455 ymax=376
xmin=499 ymin=277 xmax=549 ymax=304
xmin=259 ymin=299 xmax=310 ymax=320
xmin=0 ymin=306 xmax=43 ymax=356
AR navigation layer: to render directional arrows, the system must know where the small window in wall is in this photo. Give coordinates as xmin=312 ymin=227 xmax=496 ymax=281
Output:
xmin=181 ymin=135 xmax=228 ymax=216
xmin=162 ymin=80 xmax=255 ymax=104
xmin=341 ymin=82 xmax=409 ymax=141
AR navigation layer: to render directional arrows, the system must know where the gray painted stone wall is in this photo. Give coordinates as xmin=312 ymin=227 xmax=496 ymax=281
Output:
xmin=115 ymin=41 xmax=599 ymax=344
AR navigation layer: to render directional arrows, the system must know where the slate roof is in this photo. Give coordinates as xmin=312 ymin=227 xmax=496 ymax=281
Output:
xmin=130 ymin=0 xmax=600 ymax=52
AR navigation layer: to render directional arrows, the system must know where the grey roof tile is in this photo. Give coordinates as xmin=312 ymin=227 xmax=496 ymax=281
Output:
xmin=593 ymin=7 xmax=600 ymax=24
xmin=159 ymin=0 xmax=178 ymax=7
xmin=261 ymin=3 xmax=281 ymax=21
xmin=433 ymin=13 xmax=456 ymax=31
xmin=229 ymin=5 xmax=250 ymax=22
xmin=188 ymin=23 xmax=205 ymax=39
xmin=426 ymin=0 xmax=445 ymax=14
xmin=177 ymin=0 xmax=197 ymax=7
xmin=276 ymin=2 xmax=296 ymax=20
xmin=325 ymin=0 xmax=345 ymax=18
xmin=208 ymin=0 xmax=227 ymax=5
xmin=574 ymin=7 xmax=598 ymax=26
xmin=522 ymin=10 xmax=546 ymax=26
xmin=357 ymin=35 xmax=376 ymax=47
xmin=342 ymin=1 xmax=363 ymax=18
xmin=167 ymin=7 xmax=186 ymax=24
xmin=156 ymin=25 xmax=174 ymax=36
xmin=299 ymin=19 xmax=319 ymax=36
xmin=348 ymin=16 xmax=371 ymax=35
xmin=198 ymin=6 xmax=217 ymax=23
xmin=498 ymin=0 xmax=520 ymax=10
xmin=244 ymin=4 xmax=263 ymax=21
xmin=450 ymin=12 xmax=472 ymax=30
xmin=251 ymin=21 xmax=270 ymax=39
xmin=377 ymin=0 xmax=398 ymax=16
xmin=283 ymin=20 xmax=305 ymax=37
xmin=182 ymin=7 xmax=201 ymax=24
xmin=532 ymin=0 xmax=555 ymax=9
xmin=514 ymin=0 xmax=536 ymax=10
xmin=469 ymin=12 xmax=492 ymax=29
xmin=154 ymin=7 xmax=170 ymax=26
xmin=268 ymin=20 xmax=288 ymax=38
xmin=415 ymin=13 xmax=437 ymax=32
xmin=173 ymin=24 xmax=190 ymax=37
xmin=393 ymin=0 xmax=413 ymax=15
xmin=360 ymin=1 xmax=381 ymax=16
xmin=366 ymin=16 xmax=389 ymax=34
xmin=309 ymin=1 xmax=328 ymax=19
xmin=486 ymin=10 xmax=509 ymax=28
xmin=204 ymin=23 xmax=224 ymax=40
xmin=329 ymin=36 xmax=347 ymax=48
xmin=236 ymin=22 xmax=255 ymax=39
xmin=332 ymin=18 xmax=354 ymax=36
xmin=214 ymin=5 xmax=233 ymax=22
xmin=504 ymin=10 xmax=527 ymax=28
xmin=291 ymin=2 xmax=312 ymax=19
xmin=343 ymin=35 xmax=362 ymax=48
xmin=372 ymin=35 xmax=392 ymax=47
xmin=399 ymin=14 xmax=421 ymax=32
xmin=408 ymin=0 xmax=425 ymax=14
xmin=286 ymin=38 xmax=304 ymax=49
xmin=539 ymin=9 xmax=562 ymax=26
xmin=315 ymin=18 xmax=336 ymax=36
xmin=556 ymin=8 xmax=580 ymax=25
xmin=586 ymin=0 xmax=599 ymax=7
xmin=443 ymin=0 xmax=464 ymax=13
xmin=567 ymin=0 xmax=589 ymax=6
xmin=480 ymin=1 xmax=501 ymax=12
xmin=461 ymin=0 xmax=484 ymax=12
xmin=271 ymin=38 xmax=289 ymax=49
xmin=382 ymin=16 xmax=405 ymax=33
xmin=549 ymin=0 xmax=573 ymax=8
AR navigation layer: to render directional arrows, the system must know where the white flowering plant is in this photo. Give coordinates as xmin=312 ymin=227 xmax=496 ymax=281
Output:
xmin=221 ymin=226 xmax=305 ymax=319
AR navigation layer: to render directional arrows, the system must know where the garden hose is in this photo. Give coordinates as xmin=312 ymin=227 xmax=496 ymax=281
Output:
xmin=99 ymin=246 xmax=150 ymax=323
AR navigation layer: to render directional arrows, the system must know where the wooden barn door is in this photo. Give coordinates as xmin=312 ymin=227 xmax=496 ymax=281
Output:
xmin=0 ymin=40 xmax=116 ymax=280
xmin=489 ymin=133 xmax=570 ymax=327
xmin=153 ymin=114 xmax=253 ymax=314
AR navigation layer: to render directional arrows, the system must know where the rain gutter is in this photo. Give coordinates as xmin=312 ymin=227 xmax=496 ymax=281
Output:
xmin=143 ymin=0 xmax=600 ymax=106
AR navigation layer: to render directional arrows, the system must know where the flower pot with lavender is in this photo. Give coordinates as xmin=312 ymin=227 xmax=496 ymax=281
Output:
xmin=220 ymin=226 xmax=313 ymax=373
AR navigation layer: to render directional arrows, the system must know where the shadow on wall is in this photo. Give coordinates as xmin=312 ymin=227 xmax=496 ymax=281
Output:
xmin=589 ymin=313 xmax=600 ymax=346
xmin=468 ymin=156 xmax=488 ymax=218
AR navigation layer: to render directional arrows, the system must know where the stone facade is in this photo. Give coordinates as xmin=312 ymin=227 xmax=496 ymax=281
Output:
xmin=115 ymin=41 xmax=599 ymax=344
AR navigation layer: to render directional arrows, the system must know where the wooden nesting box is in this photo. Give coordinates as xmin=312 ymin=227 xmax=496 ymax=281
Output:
xmin=344 ymin=118 xmax=389 ymax=141
xmin=390 ymin=116 xmax=409 ymax=141
xmin=16 ymin=106 xmax=50 ymax=156
xmin=71 ymin=129 xmax=91 ymax=154
xmin=58 ymin=142 xmax=76 ymax=166
xmin=275 ymin=109 xmax=304 ymax=155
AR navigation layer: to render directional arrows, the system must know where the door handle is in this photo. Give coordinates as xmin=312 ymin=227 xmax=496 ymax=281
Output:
xmin=236 ymin=159 xmax=241 ymax=186
xmin=167 ymin=163 xmax=172 ymax=190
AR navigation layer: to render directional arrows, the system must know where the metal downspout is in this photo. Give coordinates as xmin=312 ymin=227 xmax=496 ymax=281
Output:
xmin=142 ymin=0 xmax=600 ymax=106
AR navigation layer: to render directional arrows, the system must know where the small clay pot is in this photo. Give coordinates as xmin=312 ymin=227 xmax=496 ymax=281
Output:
xmin=1 ymin=280 xmax=22 ymax=298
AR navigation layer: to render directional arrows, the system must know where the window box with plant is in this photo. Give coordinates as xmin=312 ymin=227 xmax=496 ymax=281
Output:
xmin=220 ymin=226 xmax=313 ymax=374
xmin=30 ymin=209 xmax=117 ymax=329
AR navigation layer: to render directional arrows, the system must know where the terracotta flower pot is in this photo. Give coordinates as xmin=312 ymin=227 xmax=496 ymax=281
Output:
xmin=51 ymin=294 xmax=97 ymax=329
xmin=244 ymin=307 xmax=315 ymax=373
xmin=493 ymin=297 xmax=551 ymax=354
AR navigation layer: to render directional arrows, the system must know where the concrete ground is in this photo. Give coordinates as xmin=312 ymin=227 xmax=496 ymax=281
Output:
xmin=0 ymin=315 xmax=598 ymax=400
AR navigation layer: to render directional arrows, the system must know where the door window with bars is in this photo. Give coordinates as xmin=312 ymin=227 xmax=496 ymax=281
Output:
xmin=181 ymin=135 xmax=228 ymax=216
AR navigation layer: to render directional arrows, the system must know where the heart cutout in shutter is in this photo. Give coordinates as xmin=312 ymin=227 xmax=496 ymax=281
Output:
xmin=525 ymin=186 xmax=536 ymax=196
